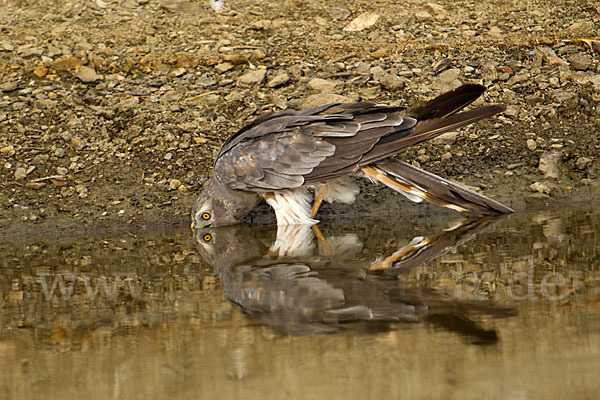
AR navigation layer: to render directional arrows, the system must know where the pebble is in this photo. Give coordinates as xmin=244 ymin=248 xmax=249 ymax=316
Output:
xmin=425 ymin=3 xmax=447 ymax=17
xmin=549 ymin=90 xmax=576 ymax=102
xmin=57 ymin=167 xmax=69 ymax=175
xmin=568 ymin=21 xmax=594 ymax=34
xmin=119 ymin=96 xmax=140 ymax=110
xmin=198 ymin=72 xmax=217 ymax=87
xmin=370 ymin=66 xmax=385 ymax=81
xmin=19 ymin=48 xmax=43 ymax=58
xmin=568 ymin=54 xmax=592 ymax=71
xmin=169 ymin=178 xmax=182 ymax=190
xmin=308 ymin=78 xmax=340 ymax=92
xmin=379 ymin=73 xmax=405 ymax=90
xmin=215 ymin=62 xmax=233 ymax=73
xmin=14 ymin=167 xmax=27 ymax=180
xmin=488 ymin=26 xmax=503 ymax=39
xmin=328 ymin=6 xmax=350 ymax=20
xmin=439 ymin=68 xmax=460 ymax=83
xmin=1 ymin=145 xmax=15 ymax=155
xmin=301 ymin=93 xmax=353 ymax=109
xmin=575 ymin=157 xmax=592 ymax=170
xmin=530 ymin=181 xmax=551 ymax=195
xmin=538 ymin=151 xmax=562 ymax=179
xmin=0 ymin=82 xmax=18 ymax=92
xmin=433 ymin=131 xmax=458 ymax=144
xmin=526 ymin=139 xmax=537 ymax=151
xmin=76 ymin=66 xmax=99 ymax=82
xmin=343 ymin=12 xmax=380 ymax=32
xmin=238 ymin=68 xmax=266 ymax=85
xmin=266 ymin=73 xmax=290 ymax=88
xmin=546 ymin=56 xmax=569 ymax=67
xmin=76 ymin=184 xmax=88 ymax=198
xmin=415 ymin=11 xmax=433 ymax=21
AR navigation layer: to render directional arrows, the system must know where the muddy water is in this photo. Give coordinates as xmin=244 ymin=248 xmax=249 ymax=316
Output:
xmin=0 ymin=205 xmax=599 ymax=400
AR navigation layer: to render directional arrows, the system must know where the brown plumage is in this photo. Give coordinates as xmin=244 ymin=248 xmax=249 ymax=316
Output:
xmin=192 ymin=84 xmax=513 ymax=228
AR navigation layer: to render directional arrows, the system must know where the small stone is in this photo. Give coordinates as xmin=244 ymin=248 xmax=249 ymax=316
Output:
xmin=328 ymin=6 xmax=351 ymax=20
xmin=0 ymin=42 xmax=14 ymax=51
xmin=0 ymin=81 xmax=18 ymax=92
xmin=215 ymin=62 xmax=233 ymax=73
xmin=76 ymin=184 xmax=88 ymax=198
xmin=481 ymin=64 xmax=498 ymax=82
xmin=57 ymin=167 xmax=69 ymax=175
xmin=568 ymin=21 xmax=594 ymax=34
xmin=0 ymin=145 xmax=14 ymax=155
xmin=371 ymin=48 xmax=388 ymax=58
xmin=433 ymin=131 xmax=459 ymax=144
xmin=33 ymin=66 xmax=48 ymax=79
xmin=164 ymin=152 xmax=173 ymax=160
xmin=575 ymin=157 xmax=592 ymax=170
xmin=76 ymin=66 xmax=99 ymax=82
xmin=503 ymin=105 xmax=519 ymax=118
xmin=538 ymin=151 xmax=562 ymax=179
xmin=425 ymin=3 xmax=447 ymax=17
xmin=415 ymin=11 xmax=433 ymax=21
xmin=198 ymin=72 xmax=217 ymax=87
xmin=546 ymin=56 xmax=569 ymax=66
xmin=308 ymin=78 xmax=340 ymax=92
xmin=379 ymin=73 xmax=405 ymax=90
xmin=549 ymin=90 xmax=576 ymax=102
xmin=526 ymin=139 xmax=537 ymax=151
xmin=344 ymin=13 xmax=380 ymax=32
xmin=19 ymin=47 xmax=43 ymax=58
xmin=370 ymin=66 xmax=385 ymax=81
xmin=169 ymin=178 xmax=182 ymax=190
xmin=14 ymin=167 xmax=27 ymax=180
xmin=266 ymin=73 xmax=290 ymax=88
xmin=488 ymin=26 xmax=503 ymax=39
xmin=441 ymin=152 xmax=452 ymax=161
xmin=301 ymin=93 xmax=353 ymax=109
xmin=530 ymin=182 xmax=551 ymax=195
xmin=439 ymin=68 xmax=460 ymax=83
xmin=568 ymin=53 xmax=592 ymax=71
xmin=119 ymin=96 xmax=140 ymax=110
xmin=252 ymin=49 xmax=266 ymax=59
xmin=506 ymin=74 xmax=528 ymax=86
xmin=238 ymin=68 xmax=266 ymax=85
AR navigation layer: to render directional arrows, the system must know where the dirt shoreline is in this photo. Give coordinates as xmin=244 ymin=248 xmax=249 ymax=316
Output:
xmin=1 ymin=0 xmax=599 ymax=238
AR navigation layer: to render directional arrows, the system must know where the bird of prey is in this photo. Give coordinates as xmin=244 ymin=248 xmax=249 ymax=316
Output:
xmin=192 ymin=84 xmax=513 ymax=228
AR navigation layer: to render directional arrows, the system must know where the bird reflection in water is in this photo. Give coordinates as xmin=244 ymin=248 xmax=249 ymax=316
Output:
xmin=194 ymin=219 xmax=514 ymax=343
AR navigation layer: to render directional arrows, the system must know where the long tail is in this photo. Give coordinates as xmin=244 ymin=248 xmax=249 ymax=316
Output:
xmin=359 ymin=84 xmax=506 ymax=165
xmin=362 ymin=159 xmax=514 ymax=216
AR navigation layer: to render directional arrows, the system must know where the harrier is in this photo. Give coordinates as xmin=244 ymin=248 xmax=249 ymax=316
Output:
xmin=192 ymin=84 xmax=513 ymax=228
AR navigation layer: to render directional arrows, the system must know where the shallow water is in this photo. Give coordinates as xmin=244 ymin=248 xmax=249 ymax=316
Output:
xmin=1 ymin=205 xmax=599 ymax=400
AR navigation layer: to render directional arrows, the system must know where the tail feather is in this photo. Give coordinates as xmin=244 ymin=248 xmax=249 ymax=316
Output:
xmin=360 ymin=104 xmax=506 ymax=165
xmin=405 ymin=84 xmax=486 ymax=120
xmin=362 ymin=159 xmax=513 ymax=217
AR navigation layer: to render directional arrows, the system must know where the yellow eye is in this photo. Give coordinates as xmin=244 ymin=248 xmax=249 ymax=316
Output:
xmin=201 ymin=212 xmax=211 ymax=220
xmin=202 ymin=234 xmax=212 ymax=242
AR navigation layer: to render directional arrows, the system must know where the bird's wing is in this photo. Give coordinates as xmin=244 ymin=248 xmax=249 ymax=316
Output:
xmin=214 ymin=103 xmax=413 ymax=190
xmin=214 ymin=84 xmax=503 ymax=191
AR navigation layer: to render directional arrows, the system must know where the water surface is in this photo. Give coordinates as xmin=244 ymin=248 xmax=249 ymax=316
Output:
xmin=1 ymin=205 xmax=599 ymax=399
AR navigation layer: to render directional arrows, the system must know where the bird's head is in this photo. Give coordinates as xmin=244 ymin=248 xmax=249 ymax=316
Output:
xmin=191 ymin=177 xmax=261 ymax=229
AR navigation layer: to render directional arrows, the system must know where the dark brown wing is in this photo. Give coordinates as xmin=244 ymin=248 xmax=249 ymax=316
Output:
xmin=214 ymin=84 xmax=502 ymax=191
xmin=214 ymin=104 xmax=413 ymax=190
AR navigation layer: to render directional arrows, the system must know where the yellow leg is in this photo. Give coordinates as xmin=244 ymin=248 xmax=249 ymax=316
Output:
xmin=311 ymin=183 xmax=329 ymax=219
xmin=312 ymin=224 xmax=333 ymax=257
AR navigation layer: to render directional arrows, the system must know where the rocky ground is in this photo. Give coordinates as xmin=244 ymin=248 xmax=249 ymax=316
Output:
xmin=1 ymin=0 xmax=599 ymax=236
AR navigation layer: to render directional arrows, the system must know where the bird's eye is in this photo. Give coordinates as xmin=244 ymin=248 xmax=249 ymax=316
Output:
xmin=201 ymin=212 xmax=211 ymax=220
xmin=202 ymin=234 xmax=212 ymax=242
